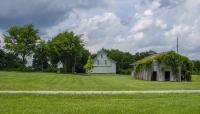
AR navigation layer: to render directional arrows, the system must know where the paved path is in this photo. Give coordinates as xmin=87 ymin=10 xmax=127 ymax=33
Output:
xmin=0 ymin=90 xmax=200 ymax=94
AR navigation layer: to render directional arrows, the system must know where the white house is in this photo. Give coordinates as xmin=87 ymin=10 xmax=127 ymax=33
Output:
xmin=91 ymin=50 xmax=116 ymax=74
xmin=0 ymin=34 xmax=4 ymax=49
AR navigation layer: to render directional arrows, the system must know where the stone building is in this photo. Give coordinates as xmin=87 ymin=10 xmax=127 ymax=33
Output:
xmin=91 ymin=49 xmax=116 ymax=74
xmin=132 ymin=51 xmax=192 ymax=82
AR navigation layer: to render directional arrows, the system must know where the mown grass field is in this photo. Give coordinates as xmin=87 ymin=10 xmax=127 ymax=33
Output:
xmin=0 ymin=71 xmax=200 ymax=114
xmin=0 ymin=71 xmax=200 ymax=90
xmin=0 ymin=93 xmax=200 ymax=114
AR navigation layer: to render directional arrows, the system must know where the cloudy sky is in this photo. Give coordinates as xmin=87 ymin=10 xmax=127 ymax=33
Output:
xmin=0 ymin=0 xmax=200 ymax=59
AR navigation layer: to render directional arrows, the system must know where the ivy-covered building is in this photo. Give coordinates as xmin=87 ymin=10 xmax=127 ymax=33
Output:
xmin=132 ymin=51 xmax=193 ymax=82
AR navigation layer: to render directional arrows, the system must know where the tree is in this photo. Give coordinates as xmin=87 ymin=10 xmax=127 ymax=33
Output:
xmin=75 ymin=49 xmax=90 ymax=73
xmin=133 ymin=50 xmax=157 ymax=62
xmin=106 ymin=49 xmax=134 ymax=73
xmin=32 ymin=40 xmax=49 ymax=71
xmin=0 ymin=49 xmax=23 ymax=69
xmin=104 ymin=48 xmax=157 ymax=74
xmin=84 ymin=55 xmax=93 ymax=74
xmin=4 ymin=24 xmax=39 ymax=64
xmin=0 ymin=49 xmax=6 ymax=68
xmin=192 ymin=60 xmax=200 ymax=74
xmin=49 ymin=31 xmax=84 ymax=73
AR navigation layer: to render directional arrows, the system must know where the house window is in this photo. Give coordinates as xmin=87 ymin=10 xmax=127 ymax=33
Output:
xmin=101 ymin=54 xmax=103 ymax=58
xmin=105 ymin=60 xmax=107 ymax=65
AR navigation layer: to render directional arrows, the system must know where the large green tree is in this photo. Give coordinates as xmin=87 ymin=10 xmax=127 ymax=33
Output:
xmin=75 ymin=49 xmax=90 ymax=73
xmin=4 ymin=24 xmax=39 ymax=64
xmin=32 ymin=40 xmax=49 ymax=71
xmin=49 ymin=31 xmax=84 ymax=73
xmin=104 ymin=49 xmax=157 ymax=74
xmin=105 ymin=49 xmax=134 ymax=73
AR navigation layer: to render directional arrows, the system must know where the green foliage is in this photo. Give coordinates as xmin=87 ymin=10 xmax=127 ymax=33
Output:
xmin=0 ymin=49 xmax=24 ymax=69
xmin=84 ymin=55 xmax=93 ymax=73
xmin=134 ymin=50 xmax=157 ymax=62
xmin=48 ymin=31 xmax=84 ymax=73
xmin=44 ymin=65 xmax=58 ymax=73
xmin=4 ymin=24 xmax=39 ymax=64
xmin=32 ymin=40 xmax=49 ymax=71
xmin=104 ymin=49 xmax=156 ymax=74
xmin=75 ymin=49 xmax=90 ymax=73
xmin=134 ymin=51 xmax=193 ymax=76
xmin=192 ymin=60 xmax=200 ymax=74
xmin=105 ymin=49 xmax=134 ymax=73
xmin=118 ymin=68 xmax=132 ymax=75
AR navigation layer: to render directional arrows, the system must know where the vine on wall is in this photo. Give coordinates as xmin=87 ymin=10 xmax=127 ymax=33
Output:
xmin=134 ymin=51 xmax=193 ymax=76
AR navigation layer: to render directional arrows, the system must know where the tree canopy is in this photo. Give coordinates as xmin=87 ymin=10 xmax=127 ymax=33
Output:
xmin=48 ymin=31 xmax=84 ymax=73
xmin=0 ymin=49 xmax=23 ymax=69
xmin=32 ymin=40 xmax=49 ymax=71
xmin=102 ymin=49 xmax=156 ymax=74
xmin=4 ymin=24 xmax=39 ymax=64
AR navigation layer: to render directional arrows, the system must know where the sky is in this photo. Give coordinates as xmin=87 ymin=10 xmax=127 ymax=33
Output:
xmin=0 ymin=0 xmax=200 ymax=59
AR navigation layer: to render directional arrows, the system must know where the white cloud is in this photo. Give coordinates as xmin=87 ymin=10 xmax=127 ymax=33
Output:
xmin=165 ymin=24 xmax=191 ymax=38
xmin=155 ymin=19 xmax=167 ymax=29
xmin=131 ymin=17 xmax=154 ymax=33
xmin=73 ymin=12 xmax=128 ymax=52
xmin=151 ymin=0 xmax=161 ymax=10
xmin=144 ymin=10 xmax=153 ymax=16
xmin=1 ymin=0 xmax=200 ymax=59
xmin=133 ymin=32 xmax=144 ymax=40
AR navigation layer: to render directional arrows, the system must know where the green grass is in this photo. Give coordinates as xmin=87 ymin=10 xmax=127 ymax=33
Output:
xmin=0 ymin=71 xmax=200 ymax=90
xmin=0 ymin=93 xmax=200 ymax=114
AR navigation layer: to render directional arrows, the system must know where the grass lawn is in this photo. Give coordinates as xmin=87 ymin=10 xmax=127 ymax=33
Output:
xmin=0 ymin=93 xmax=200 ymax=114
xmin=0 ymin=71 xmax=200 ymax=90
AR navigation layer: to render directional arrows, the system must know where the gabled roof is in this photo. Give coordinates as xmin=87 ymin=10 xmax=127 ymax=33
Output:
xmin=92 ymin=49 xmax=116 ymax=63
xmin=134 ymin=51 xmax=178 ymax=66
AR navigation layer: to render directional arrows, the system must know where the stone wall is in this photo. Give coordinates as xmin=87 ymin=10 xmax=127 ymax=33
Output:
xmin=133 ymin=60 xmax=179 ymax=81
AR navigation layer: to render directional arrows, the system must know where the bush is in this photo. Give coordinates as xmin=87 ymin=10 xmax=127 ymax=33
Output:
xmin=0 ymin=66 xmax=34 ymax=72
xmin=19 ymin=66 xmax=33 ymax=72
xmin=44 ymin=66 xmax=58 ymax=73
xmin=192 ymin=71 xmax=200 ymax=75
xmin=118 ymin=69 xmax=132 ymax=75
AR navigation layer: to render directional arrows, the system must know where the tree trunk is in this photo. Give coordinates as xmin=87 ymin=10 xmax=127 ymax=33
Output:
xmin=41 ymin=60 xmax=44 ymax=72
xmin=63 ymin=58 xmax=68 ymax=73
xmin=22 ymin=54 xmax=26 ymax=66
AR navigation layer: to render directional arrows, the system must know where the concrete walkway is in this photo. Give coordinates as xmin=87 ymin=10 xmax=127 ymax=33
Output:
xmin=0 ymin=90 xmax=200 ymax=94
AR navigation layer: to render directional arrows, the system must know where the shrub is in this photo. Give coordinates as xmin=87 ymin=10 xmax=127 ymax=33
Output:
xmin=44 ymin=66 xmax=58 ymax=73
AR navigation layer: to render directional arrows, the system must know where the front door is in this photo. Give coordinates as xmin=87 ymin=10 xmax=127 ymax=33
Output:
xmin=165 ymin=71 xmax=170 ymax=81
xmin=151 ymin=71 xmax=157 ymax=81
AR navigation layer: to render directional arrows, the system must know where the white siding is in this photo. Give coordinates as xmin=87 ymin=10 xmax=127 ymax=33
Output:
xmin=0 ymin=35 xmax=4 ymax=49
xmin=91 ymin=50 xmax=116 ymax=74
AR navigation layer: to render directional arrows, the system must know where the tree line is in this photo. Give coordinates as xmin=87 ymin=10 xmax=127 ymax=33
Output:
xmin=0 ymin=24 xmax=200 ymax=74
